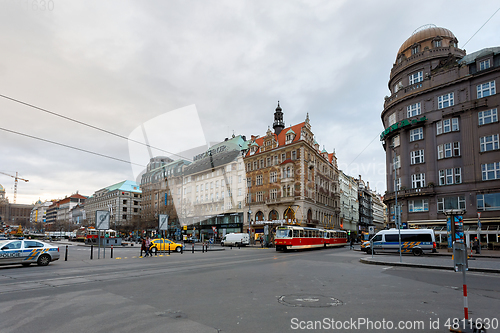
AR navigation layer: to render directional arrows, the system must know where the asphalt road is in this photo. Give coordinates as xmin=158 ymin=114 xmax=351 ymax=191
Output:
xmin=0 ymin=244 xmax=499 ymax=333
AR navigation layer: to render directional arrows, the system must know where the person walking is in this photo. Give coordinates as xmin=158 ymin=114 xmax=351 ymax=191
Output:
xmin=145 ymin=236 xmax=151 ymax=257
xmin=140 ymin=237 xmax=146 ymax=257
xmin=350 ymin=237 xmax=354 ymax=250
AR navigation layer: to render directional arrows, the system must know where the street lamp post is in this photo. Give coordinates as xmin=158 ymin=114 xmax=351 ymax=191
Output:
xmin=391 ymin=145 xmax=402 ymax=263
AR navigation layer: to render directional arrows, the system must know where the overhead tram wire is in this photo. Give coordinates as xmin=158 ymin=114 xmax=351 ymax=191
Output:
xmin=462 ymin=7 xmax=500 ymax=48
xmin=0 ymin=93 xmax=191 ymax=161
xmin=0 ymin=127 xmax=146 ymax=168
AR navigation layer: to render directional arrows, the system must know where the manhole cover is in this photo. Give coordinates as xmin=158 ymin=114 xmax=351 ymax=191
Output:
xmin=278 ymin=294 xmax=343 ymax=308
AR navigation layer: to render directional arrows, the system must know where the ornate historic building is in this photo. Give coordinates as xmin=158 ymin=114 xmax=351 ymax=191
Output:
xmin=381 ymin=25 xmax=500 ymax=243
xmin=244 ymin=103 xmax=341 ymax=239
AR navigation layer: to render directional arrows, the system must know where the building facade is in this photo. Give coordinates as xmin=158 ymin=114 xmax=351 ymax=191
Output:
xmin=84 ymin=181 xmax=142 ymax=230
xmin=381 ymin=25 xmax=500 ymax=241
xmin=339 ymin=171 xmax=359 ymax=234
xmin=140 ymin=158 xmax=190 ymax=239
xmin=244 ymin=104 xmax=341 ymax=242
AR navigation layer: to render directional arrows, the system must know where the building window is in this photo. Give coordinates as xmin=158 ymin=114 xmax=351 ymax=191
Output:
xmin=292 ymin=150 xmax=296 ymax=160
xmin=482 ymin=162 xmax=500 ymax=180
xmin=407 ymin=102 xmax=421 ymax=118
xmin=270 ymin=171 xmax=277 ymax=183
xmin=410 ymin=149 xmax=425 ymax=164
xmin=256 ymin=175 xmax=263 ymax=186
xmin=477 ymin=192 xmax=500 ymax=211
xmin=409 ymin=127 xmax=423 ymax=142
xmin=270 ymin=188 xmax=278 ymax=200
xmin=281 ymin=153 xmax=286 ymax=163
xmin=438 ymin=93 xmax=454 ymax=109
xmin=436 ymin=118 xmax=459 ymax=135
xmin=480 ymin=134 xmax=499 ymax=152
xmin=437 ymin=142 xmax=460 ymax=159
xmin=433 ymin=40 xmax=442 ymax=48
xmin=260 ymin=159 xmax=264 ymax=169
xmin=388 ymin=113 xmax=396 ymax=126
xmin=411 ymin=173 xmax=425 ymax=188
xmin=409 ymin=71 xmax=423 ymax=85
xmin=392 ymin=135 xmax=400 ymax=147
xmin=477 ymin=81 xmax=496 ymax=98
xmin=409 ymin=199 xmax=429 ymax=212
xmin=411 ymin=46 xmax=420 ymax=55
xmin=479 ymin=59 xmax=491 ymax=71
xmin=437 ymin=196 xmax=466 ymax=212
xmin=439 ymin=168 xmax=462 ymax=185
xmin=479 ymin=108 xmax=498 ymax=125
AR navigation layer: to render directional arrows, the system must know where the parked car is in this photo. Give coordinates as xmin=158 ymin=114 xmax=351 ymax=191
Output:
xmin=149 ymin=238 xmax=183 ymax=254
xmin=221 ymin=233 xmax=250 ymax=247
xmin=0 ymin=238 xmax=60 ymax=267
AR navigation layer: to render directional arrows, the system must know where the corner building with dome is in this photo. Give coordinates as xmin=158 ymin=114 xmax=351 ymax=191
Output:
xmin=381 ymin=25 xmax=500 ymax=244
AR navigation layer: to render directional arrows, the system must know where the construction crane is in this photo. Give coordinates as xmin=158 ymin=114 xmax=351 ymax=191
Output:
xmin=0 ymin=171 xmax=29 ymax=204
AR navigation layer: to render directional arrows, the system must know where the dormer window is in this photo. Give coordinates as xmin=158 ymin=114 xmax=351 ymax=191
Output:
xmin=411 ymin=44 xmax=420 ymax=55
xmin=434 ymin=40 xmax=442 ymax=48
xmin=479 ymin=59 xmax=491 ymax=71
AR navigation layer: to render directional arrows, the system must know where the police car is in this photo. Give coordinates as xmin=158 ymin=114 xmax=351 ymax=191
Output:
xmin=0 ymin=238 xmax=60 ymax=267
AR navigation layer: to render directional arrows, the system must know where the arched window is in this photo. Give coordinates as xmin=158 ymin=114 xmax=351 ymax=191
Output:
xmin=255 ymin=211 xmax=264 ymax=222
xmin=284 ymin=208 xmax=295 ymax=222
xmin=269 ymin=210 xmax=279 ymax=221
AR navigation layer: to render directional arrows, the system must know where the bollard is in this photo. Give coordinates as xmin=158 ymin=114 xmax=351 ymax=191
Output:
xmin=111 ymin=245 xmax=114 ymax=259
xmin=202 ymin=243 xmax=205 ymax=253
xmin=192 ymin=244 xmax=195 ymax=253
xmin=181 ymin=245 xmax=183 ymax=254
xmin=168 ymin=245 xmax=171 ymax=255
xmin=65 ymin=245 xmax=68 ymax=261
xmin=238 ymin=242 xmax=240 ymax=249
xmin=90 ymin=244 xmax=93 ymax=260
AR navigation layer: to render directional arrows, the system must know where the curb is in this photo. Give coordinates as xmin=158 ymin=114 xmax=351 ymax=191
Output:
xmin=359 ymin=258 xmax=500 ymax=274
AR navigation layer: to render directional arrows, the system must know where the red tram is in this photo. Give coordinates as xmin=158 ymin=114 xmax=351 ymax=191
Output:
xmin=274 ymin=226 xmax=348 ymax=251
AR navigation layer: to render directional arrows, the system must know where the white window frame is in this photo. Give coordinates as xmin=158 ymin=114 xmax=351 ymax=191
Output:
xmin=411 ymin=173 xmax=426 ymax=188
xmin=482 ymin=162 xmax=500 ymax=181
xmin=479 ymin=59 xmax=491 ymax=71
xmin=392 ymin=135 xmax=400 ymax=147
xmin=410 ymin=149 xmax=425 ymax=165
xmin=256 ymin=175 xmax=263 ymax=186
xmin=409 ymin=199 xmax=429 ymax=212
xmin=478 ymin=108 xmax=498 ymax=125
xmin=409 ymin=127 xmax=423 ymax=142
xmin=480 ymin=134 xmax=499 ymax=152
xmin=438 ymin=92 xmax=454 ymax=109
xmin=270 ymin=171 xmax=277 ymax=183
xmin=437 ymin=196 xmax=466 ymax=212
xmin=477 ymin=81 xmax=496 ymax=98
xmin=409 ymin=71 xmax=423 ymax=85
xmin=407 ymin=102 xmax=421 ymax=118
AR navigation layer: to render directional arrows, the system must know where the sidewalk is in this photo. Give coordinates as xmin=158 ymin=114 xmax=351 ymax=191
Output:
xmin=359 ymin=249 xmax=500 ymax=273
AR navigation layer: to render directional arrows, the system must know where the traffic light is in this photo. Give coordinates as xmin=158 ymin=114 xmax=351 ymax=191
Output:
xmin=348 ymin=230 xmax=351 ymax=236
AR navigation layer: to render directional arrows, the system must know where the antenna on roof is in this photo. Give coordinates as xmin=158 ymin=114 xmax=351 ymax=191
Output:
xmin=412 ymin=24 xmax=437 ymax=35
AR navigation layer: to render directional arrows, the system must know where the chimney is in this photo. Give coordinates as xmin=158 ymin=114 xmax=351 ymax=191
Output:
xmin=367 ymin=181 xmax=370 ymax=189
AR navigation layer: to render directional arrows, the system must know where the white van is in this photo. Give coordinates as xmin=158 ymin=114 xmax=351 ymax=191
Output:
xmin=365 ymin=229 xmax=436 ymax=256
xmin=221 ymin=233 xmax=250 ymax=247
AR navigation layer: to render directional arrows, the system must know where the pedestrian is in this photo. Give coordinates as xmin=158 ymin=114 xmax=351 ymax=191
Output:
xmin=260 ymin=236 xmax=263 ymax=248
xmin=350 ymin=237 xmax=354 ymax=250
xmin=145 ymin=236 xmax=151 ymax=257
xmin=473 ymin=237 xmax=480 ymax=254
xmin=140 ymin=237 xmax=146 ymax=257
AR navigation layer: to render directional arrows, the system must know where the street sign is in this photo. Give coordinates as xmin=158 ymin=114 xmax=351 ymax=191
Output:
xmin=95 ymin=210 xmax=110 ymax=230
xmin=159 ymin=214 xmax=169 ymax=231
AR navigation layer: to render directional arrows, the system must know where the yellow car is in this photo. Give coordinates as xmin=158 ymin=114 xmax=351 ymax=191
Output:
xmin=149 ymin=238 xmax=183 ymax=254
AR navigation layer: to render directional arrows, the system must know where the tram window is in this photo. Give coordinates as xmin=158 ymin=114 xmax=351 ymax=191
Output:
xmin=293 ymin=230 xmax=299 ymax=237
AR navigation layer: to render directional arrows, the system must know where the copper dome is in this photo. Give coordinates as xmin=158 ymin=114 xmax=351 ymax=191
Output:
xmin=398 ymin=25 xmax=456 ymax=55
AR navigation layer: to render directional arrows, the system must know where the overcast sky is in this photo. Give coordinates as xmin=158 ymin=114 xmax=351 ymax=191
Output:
xmin=1 ymin=0 xmax=499 ymax=205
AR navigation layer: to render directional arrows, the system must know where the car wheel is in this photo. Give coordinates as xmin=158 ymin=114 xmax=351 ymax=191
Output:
xmin=412 ymin=248 xmax=423 ymax=256
xmin=175 ymin=247 xmax=181 ymax=252
xmin=37 ymin=254 xmax=51 ymax=266
xmin=22 ymin=263 xmax=31 ymax=267
xmin=151 ymin=247 xmax=157 ymax=255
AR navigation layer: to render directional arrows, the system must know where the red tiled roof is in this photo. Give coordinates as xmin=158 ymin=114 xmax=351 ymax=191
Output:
xmin=246 ymin=122 xmax=306 ymax=157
